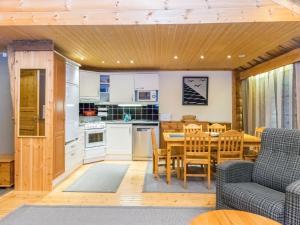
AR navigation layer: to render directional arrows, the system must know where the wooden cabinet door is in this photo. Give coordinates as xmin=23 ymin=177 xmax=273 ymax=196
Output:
xmin=19 ymin=70 xmax=38 ymax=136
xmin=53 ymin=54 xmax=66 ymax=179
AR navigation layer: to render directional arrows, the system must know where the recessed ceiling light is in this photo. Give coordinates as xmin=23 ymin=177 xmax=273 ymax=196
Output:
xmin=200 ymin=55 xmax=205 ymax=59
xmin=173 ymin=55 xmax=178 ymax=59
xmin=101 ymin=60 xmax=105 ymax=64
xmin=238 ymin=54 xmax=246 ymax=58
xmin=227 ymin=55 xmax=232 ymax=59
xmin=130 ymin=60 xmax=134 ymax=64
xmin=80 ymin=56 xmax=84 ymax=61
xmin=117 ymin=60 xmax=120 ymax=64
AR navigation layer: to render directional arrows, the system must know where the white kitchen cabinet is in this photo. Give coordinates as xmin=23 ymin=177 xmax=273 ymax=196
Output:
xmin=79 ymin=70 xmax=100 ymax=99
xmin=106 ymin=124 xmax=132 ymax=160
xmin=53 ymin=128 xmax=84 ymax=187
xmin=66 ymin=62 xmax=79 ymax=85
xmin=110 ymin=74 xmax=134 ymax=103
xmin=65 ymin=127 xmax=84 ymax=173
xmin=134 ymin=74 xmax=159 ymax=90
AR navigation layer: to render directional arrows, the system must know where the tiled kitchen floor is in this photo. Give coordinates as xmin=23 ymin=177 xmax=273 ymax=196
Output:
xmin=0 ymin=161 xmax=215 ymax=218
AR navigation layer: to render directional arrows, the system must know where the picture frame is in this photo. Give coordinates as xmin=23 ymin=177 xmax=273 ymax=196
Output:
xmin=182 ymin=76 xmax=209 ymax=105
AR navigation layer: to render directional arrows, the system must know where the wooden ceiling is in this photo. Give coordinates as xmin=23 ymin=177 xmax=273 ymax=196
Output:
xmin=1 ymin=22 xmax=300 ymax=70
xmin=0 ymin=0 xmax=300 ymax=71
xmin=0 ymin=0 xmax=299 ymax=25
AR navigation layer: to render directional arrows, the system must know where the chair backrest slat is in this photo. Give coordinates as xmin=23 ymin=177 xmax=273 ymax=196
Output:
xmin=208 ymin=123 xmax=227 ymax=133
xmin=183 ymin=126 xmax=211 ymax=158
xmin=217 ymin=130 xmax=244 ymax=163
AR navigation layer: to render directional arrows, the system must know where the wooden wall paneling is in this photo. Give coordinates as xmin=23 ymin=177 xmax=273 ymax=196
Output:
xmin=12 ymin=50 xmax=54 ymax=191
xmin=53 ymin=53 xmax=65 ymax=179
xmin=232 ymin=70 xmax=243 ymax=130
xmin=240 ymin=48 xmax=300 ymax=80
xmin=232 ymin=71 xmax=237 ymax=129
xmin=7 ymin=46 xmax=15 ymax=114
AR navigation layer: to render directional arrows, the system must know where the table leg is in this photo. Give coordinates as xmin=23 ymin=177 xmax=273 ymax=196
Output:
xmin=166 ymin=143 xmax=171 ymax=184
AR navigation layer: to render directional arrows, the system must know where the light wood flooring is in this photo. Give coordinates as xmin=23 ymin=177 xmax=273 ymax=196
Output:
xmin=0 ymin=161 xmax=215 ymax=219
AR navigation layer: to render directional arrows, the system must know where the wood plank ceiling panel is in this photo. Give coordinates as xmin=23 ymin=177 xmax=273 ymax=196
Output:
xmin=0 ymin=0 xmax=299 ymax=25
xmin=0 ymin=22 xmax=300 ymax=70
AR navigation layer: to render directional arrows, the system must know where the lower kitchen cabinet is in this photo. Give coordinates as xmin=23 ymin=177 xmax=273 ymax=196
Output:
xmin=53 ymin=127 xmax=84 ymax=186
xmin=106 ymin=124 xmax=132 ymax=160
xmin=65 ymin=127 xmax=84 ymax=173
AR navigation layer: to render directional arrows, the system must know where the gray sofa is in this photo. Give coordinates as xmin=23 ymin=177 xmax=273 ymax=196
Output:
xmin=216 ymin=128 xmax=300 ymax=225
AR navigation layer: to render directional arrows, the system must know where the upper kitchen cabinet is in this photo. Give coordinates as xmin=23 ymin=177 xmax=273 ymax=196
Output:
xmin=79 ymin=70 xmax=100 ymax=99
xmin=110 ymin=74 xmax=134 ymax=103
xmin=134 ymin=74 xmax=159 ymax=90
xmin=66 ymin=62 xmax=79 ymax=85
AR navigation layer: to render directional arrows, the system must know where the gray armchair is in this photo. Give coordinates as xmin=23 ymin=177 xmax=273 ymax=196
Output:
xmin=216 ymin=128 xmax=300 ymax=225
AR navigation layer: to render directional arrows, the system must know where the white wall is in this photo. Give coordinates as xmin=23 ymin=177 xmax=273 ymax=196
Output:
xmin=159 ymin=71 xmax=232 ymax=122
xmin=0 ymin=55 xmax=14 ymax=154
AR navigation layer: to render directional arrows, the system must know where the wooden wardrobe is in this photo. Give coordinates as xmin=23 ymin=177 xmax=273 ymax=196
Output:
xmin=8 ymin=40 xmax=66 ymax=191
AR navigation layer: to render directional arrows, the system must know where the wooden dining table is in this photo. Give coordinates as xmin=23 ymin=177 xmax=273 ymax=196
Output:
xmin=163 ymin=132 xmax=261 ymax=184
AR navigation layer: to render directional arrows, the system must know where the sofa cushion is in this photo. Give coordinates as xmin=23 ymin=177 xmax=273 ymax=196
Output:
xmin=252 ymin=128 xmax=300 ymax=193
xmin=222 ymin=182 xmax=285 ymax=223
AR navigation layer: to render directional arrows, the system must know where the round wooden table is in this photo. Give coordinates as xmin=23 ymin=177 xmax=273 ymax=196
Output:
xmin=190 ymin=210 xmax=281 ymax=225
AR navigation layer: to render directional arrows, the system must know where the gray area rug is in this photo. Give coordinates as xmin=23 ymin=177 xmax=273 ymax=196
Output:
xmin=64 ymin=164 xmax=129 ymax=193
xmin=143 ymin=163 xmax=216 ymax=193
xmin=0 ymin=188 xmax=12 ymax=197
xmin=0 ymin=205 xmax=211 ymax=225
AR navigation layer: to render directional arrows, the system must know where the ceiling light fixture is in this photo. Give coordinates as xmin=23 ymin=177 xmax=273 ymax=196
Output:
xmin=173 ymin=55 xmax=178 ymax=59
xmin=130 ymin=60 xmax=134 ymax=64
xmin=227 ymin=55 xmax=232 ymax=59
xmin=200 ymin=55 xmax=205 ymax=59
xmin=238 ymin=54 xmax=246 ymax=58
xmin=80 ymin=56 xmax=84 ymax=61
xmin=117 ymin=60 xmax=120 ymax=64
xmin=101 ymin=60 xmax=105 ymax=64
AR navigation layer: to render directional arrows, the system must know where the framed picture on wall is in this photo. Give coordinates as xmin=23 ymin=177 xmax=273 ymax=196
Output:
xmin=182 ymin=76 xmax=209 ymax=105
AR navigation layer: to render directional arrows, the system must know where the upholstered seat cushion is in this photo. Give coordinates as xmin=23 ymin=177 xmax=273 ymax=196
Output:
xmin=222 ymin=182 xmax=285 ymax=223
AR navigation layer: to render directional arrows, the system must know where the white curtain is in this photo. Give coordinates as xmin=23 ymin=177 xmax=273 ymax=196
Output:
xmin=242 ymin=64 xmax=296 ymax=134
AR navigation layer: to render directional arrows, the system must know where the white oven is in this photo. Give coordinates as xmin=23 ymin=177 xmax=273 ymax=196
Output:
xmin=84 ymin=122 xmax=106 ymax=164
xmin=85 ymin=128 xmax=106 ymax=148
xmin=135 ymin=90 xmax=158 ymax=102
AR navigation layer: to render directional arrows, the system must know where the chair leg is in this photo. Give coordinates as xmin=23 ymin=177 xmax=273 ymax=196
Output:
xmin=152 ymin=153 xmax=155 ymax=174
xmin=183 ymin=163 xmax=187 ymax=189
xmin=207 ymin=164 xmax=211 ymax=190
xmin=154 ymin=156 xmax=159 ymax=179
xmin=176 ymin=157 xmax=180 ymax=179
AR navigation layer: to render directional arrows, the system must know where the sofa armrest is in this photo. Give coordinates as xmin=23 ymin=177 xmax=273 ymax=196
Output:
xmin=216 ymin=160 xmax=254 ymax=209
xmin=217 ymin=160 xmax=254 ymax=184
xmin=285 ymin=179 xmax=300 ymax=225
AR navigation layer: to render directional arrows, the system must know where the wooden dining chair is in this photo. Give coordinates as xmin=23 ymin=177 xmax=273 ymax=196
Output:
xmin=183 ymin=123 xmax=203 ymax=134
xmin=208 ymin=123 xmax=227 ymax=133
xmin=244 ymin=127 xmax=265 ymax=161
xmin=255 ymin=127 xmax=265 ymax=138
xmin=183 ymin=130 xmax=211 ymax=189
xmin=151 ymin=128 xmax=182 ymax=179
xmin=213 ymin=130 xmax=244 ymax=164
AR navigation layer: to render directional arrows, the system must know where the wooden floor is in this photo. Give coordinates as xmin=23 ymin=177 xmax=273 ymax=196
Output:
xmin=0 ymin=161 xmax=215 ymax=219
